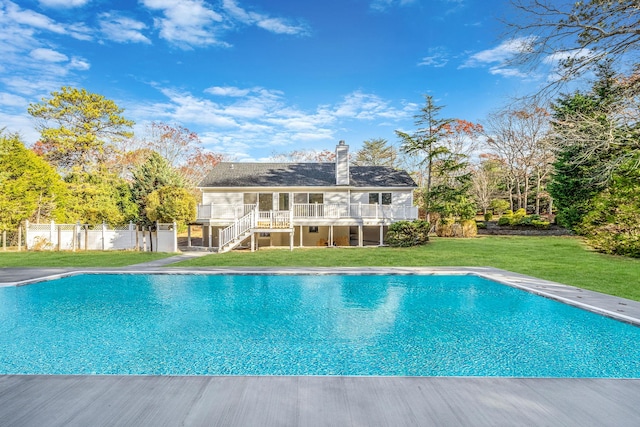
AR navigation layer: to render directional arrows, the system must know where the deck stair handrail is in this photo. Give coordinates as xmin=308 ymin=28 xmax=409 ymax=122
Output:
xmin=219 ymin=209 xmax=256 ymax=252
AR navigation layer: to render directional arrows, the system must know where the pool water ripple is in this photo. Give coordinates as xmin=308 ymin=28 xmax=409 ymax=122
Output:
xmin=0 ymin=274 xmax=638 ymax=377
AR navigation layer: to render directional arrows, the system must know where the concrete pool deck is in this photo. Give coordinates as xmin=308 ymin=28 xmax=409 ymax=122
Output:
xmin=1 ymin=263 xmax=639 ymax=426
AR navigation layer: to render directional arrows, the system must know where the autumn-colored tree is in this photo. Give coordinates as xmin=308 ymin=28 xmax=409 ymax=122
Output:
xmin=140 ymin=122 xmax=223 ymax=186
xmin=28 ymin=87 xmax=134 ymax=173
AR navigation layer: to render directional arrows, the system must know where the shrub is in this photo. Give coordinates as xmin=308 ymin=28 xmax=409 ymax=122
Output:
xmin=497 ymin=215 xmax=511 ymax=226
xmin=483 ymin=212 xmax=493 ymax=221
xmin=476 ymin=221 xmax=486 ymax=229
xmin=490 ymin=199 xmax=510 ymax=215
xmin=386 ymin=220 xmax=430 ymax=247
xmin=436 ymin=218 xmax=477 ymax=237
xmin=531 ymin=220 xmax=550 ymax=229
xmin=511 ymin=208 xmax=527 ymax=225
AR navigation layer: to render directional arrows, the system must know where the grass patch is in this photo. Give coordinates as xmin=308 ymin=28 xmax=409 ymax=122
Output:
xmin=173 ymin=236 xmax=640 ymax=301
xmin=0 ymin=251 xmax=174 ymax=267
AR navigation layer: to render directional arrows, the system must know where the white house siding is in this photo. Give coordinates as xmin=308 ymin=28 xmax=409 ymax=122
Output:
xmin=325 ymin=191 xmax=348 ymax=204
xmin=202 ymin=192 xmax=243 ymax=205
xmin=350 ymin=190 xmax=412 ymax=205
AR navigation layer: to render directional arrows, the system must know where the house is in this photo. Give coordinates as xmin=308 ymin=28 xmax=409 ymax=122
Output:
xmin=193 ymin=141 xmax=418 ymax=252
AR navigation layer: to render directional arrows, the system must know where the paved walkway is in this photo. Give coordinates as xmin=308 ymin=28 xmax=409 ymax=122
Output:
xmin=1 ymin=263 xmax=639 ymax=426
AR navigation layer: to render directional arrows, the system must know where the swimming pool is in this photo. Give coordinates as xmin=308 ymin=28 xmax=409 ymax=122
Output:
xmin=1 ymin=274 xmax=638 ymax=377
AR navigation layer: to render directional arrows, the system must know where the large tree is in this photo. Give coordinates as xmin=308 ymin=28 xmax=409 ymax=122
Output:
xmin=64 ymin=169 xmax=137 ymax=225
xmin=507 ymin=0 xmax=640 ymax=90
xmin=0 ymin=131 xmax=68 ymax=229
xmin=484 ymin=103 xmax=553 ymax=212
xmin=130 ymin=152 xmax=186 ymax=224
xmin=353 ymin=138 xmax=399 ymax=168
xmin=549 ymin=61 xmax=640 ymax=229
xmin=396 ymin=95 xmax=454 ymax=220
xmin=28 ymin=87 xmax=134 ymax=173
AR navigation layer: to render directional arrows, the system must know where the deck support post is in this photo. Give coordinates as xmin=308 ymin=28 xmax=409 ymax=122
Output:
xmin=289 ymin=231 xmax=294 ymax=251
xmin=299 ymin=225 xmax=303 ymax=247
xmin=379 ymin=225 xmax=384 ymax=246
xmin=358 ymin=225 xmax=363 ymax=247
xmin=251 ymin=232 xmax=255 ymax=252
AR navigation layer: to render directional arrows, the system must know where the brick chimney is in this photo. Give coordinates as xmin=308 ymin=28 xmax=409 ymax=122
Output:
xmin=335 ymin=140 xmax=349 ymax=185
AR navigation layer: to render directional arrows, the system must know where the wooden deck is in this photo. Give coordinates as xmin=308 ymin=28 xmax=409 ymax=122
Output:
xmin=1 ymin=375 xmax=639 ymax=426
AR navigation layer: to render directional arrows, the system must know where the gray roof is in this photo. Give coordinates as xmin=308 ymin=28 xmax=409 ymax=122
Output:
xmin=198 ymin=162 xmax=416 ymax=188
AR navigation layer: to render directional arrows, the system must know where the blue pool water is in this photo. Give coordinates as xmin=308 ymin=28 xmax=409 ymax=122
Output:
xmin=0 ymin=274 xmax=638 ymax=377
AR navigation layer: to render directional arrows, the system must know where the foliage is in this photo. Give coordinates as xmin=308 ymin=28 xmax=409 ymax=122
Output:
xmin=490 ymin=199 xmax=510 ymax=215
xmin=497 ymin=209 xmax=550 ymax=229
xmin=385 ymin=220 xmax=430 ymax=247
xmin=578 ymin=175 xmax=640 ymax=257
xmin=28 ymin=86 xmax=134 ymax=173
xmin=64 ymin=169 xmax=137 ymax=225
xmin=471 ymin=154 xmax=506 ymax=214
xmin=145 ymin=186 xmax=196 ymax=227
xmin=0 ymin=131 xmax=68 ymax=230
xmin=353 ymin=138 xmax=399 ymax=167
xmin=130 ymin=152 xmax=185 ymax=224
xmin=484 ymin=212 xmax=493 ymax=221
xmin=142 ymin=122 xmax=223 ymax=186
xmin=435 ymin=218 xmax=477 ymax=238
xmin=484 ymin=103 xmax=553 ymax=213
xmin=396 ymin=95 xmax=454 ymax=219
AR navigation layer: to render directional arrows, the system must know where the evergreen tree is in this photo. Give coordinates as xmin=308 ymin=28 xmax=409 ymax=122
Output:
xmin=396 ymin=95 xmax=454 ymax=220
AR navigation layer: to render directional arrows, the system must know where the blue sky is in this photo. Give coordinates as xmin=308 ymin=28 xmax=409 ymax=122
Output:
xmin=1 ymin=0 xmax=546 ymax=161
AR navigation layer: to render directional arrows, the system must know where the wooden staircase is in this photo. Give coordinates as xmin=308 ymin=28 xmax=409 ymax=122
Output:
xmin=217 ymin=209 xmax=293 ymax=253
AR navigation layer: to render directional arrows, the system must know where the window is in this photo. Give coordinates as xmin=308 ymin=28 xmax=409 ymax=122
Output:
xmin=294 ymin=193 xmax=308 ymax=204
xmin=258 ymin=193 xmax=273 ymax=211
xmin=278 ymin=193 xmax=290 ymax=210
xmin=309 ymin=226 xmax=319 ymax=233
xmin=369 ymin=192 xmax=392 ymax=205
xmin=309 ymin=193 xmax=324 ymax=204
xmin=244 ymin=193 xmax=257 ymax=205
xmin=259 ymin=232 xmax=271 ymax=237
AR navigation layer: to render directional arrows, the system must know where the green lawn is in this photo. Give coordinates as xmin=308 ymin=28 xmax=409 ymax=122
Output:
xmin=1 ymin=237 xmax=638 ymax=301
xmin=172 ymin=236 xmax=640 ymax=301
xmin=0 ymin=251 xmax=173 ymax=267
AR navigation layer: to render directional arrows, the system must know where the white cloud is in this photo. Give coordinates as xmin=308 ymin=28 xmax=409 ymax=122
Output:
xmin=29 ymin=47 xmax=68 ymax=62
xmin=141 ymin=0 xmax=227 ymax=48
xmin=38 ymin=0 xmax=89 ymax=7
xmin=370 ymin=0 xmax=417 ymax=12
xmin=99 ymin=12 xmax=151 ymax=44
xmin=222 ymin=0 xmax=308 ymax=36
xmin=127 ymin=85 xmax=412 ymax=160
xmin=418 ymin=47 xmax=449 ymax=68
xmin=69 ymin=57 xmax=90 ymax=70
xmin=205 ymin=86 xmax=251 ymax=97
xmin=4 ymin=1 xmax=66 ymax=34
xmin=461 ymin=37 xmax=537 ymax=69
xmin=0 ymin=91 xmax=27 ymax=108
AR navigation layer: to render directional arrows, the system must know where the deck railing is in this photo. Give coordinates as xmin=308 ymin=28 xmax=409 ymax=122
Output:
xmin=199 ymin=203 xmax=418 ymax=222
xmin=219 ymin=210 xmax=256 ymax=249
